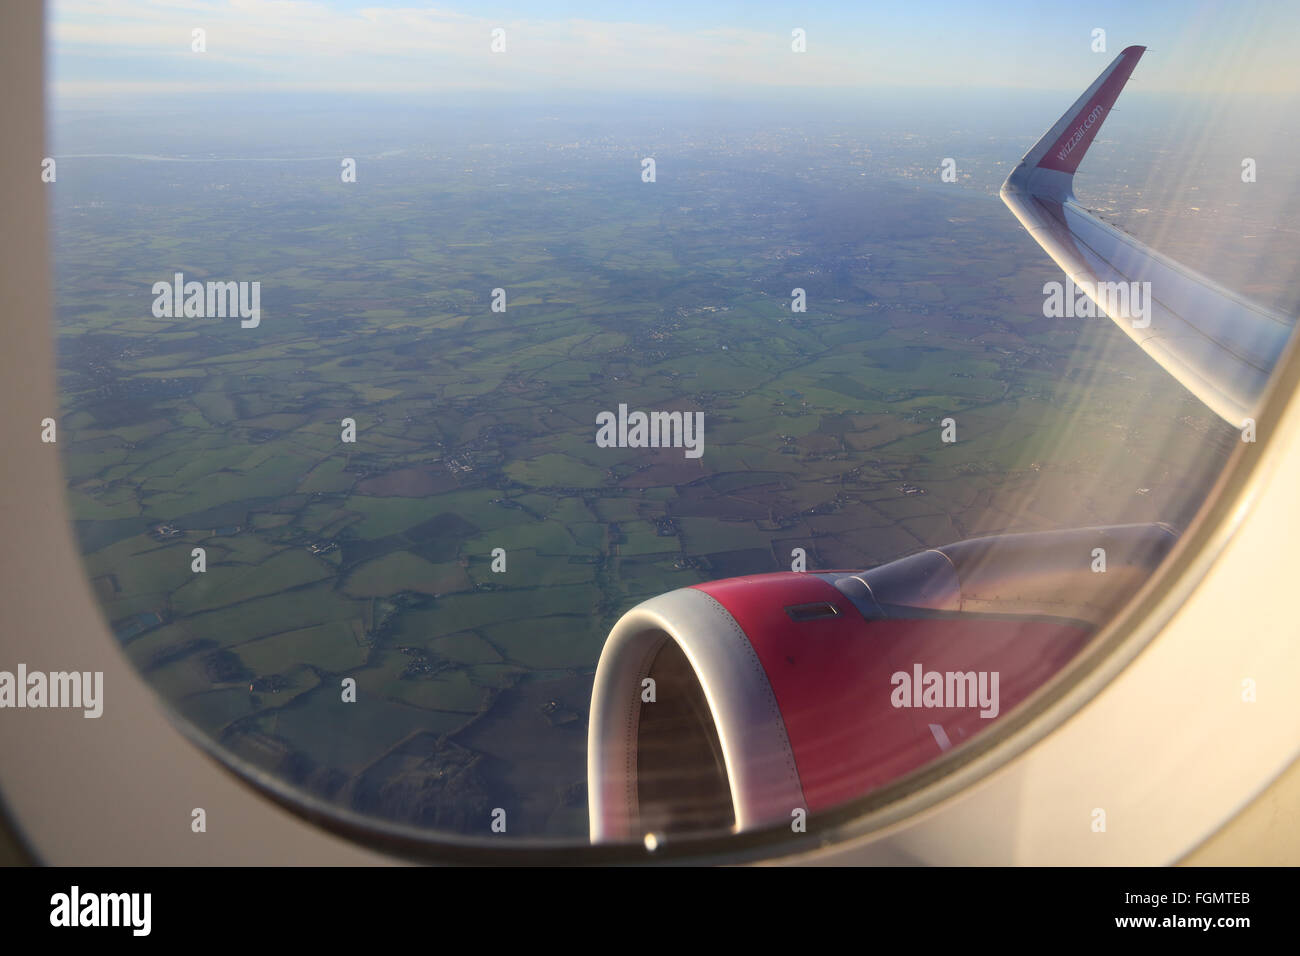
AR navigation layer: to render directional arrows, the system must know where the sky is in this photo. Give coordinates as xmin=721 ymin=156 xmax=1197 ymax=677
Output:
xmin=48 ymin=0 xmax=1300 ymax=98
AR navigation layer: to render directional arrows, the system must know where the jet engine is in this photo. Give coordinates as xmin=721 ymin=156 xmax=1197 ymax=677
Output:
xmin=587 ymin=523 xmax=1177 ymax=842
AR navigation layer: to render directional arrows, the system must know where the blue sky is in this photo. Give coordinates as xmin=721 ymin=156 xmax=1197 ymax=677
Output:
xmin=49 ymin=0 xmax=1300 ymax=97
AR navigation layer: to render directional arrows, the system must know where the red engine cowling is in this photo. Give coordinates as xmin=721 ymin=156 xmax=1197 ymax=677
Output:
xmin=587 ymin=523 xmax=1177 ymax=842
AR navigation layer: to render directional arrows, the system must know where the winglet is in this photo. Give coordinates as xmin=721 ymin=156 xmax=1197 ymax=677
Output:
xmin=1007 ymin=45 xmax=1145 ymax=199
xmin=1000 ymin=43 xmax=1296 ymax=427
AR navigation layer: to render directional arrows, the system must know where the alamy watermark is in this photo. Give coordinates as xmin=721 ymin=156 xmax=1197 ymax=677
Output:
xmin=0 ymin=665 xmax=103 ymax=717
xmin=151 ymin=272 xmax=261 ymax=328
xmin=595 ymin=403 xmax=704 ymax=459
xmin=1043 ymin=276 xmax=1151 ymax=328
xmin=50 ymin=886 xmax=150 ymax=936
xmin=890 ymin=663 xmax=1000 ymax=719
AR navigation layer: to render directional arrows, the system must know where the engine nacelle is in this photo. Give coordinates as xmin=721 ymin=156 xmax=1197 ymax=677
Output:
xmin=588 ymin=523 xmax=1176 ymax=842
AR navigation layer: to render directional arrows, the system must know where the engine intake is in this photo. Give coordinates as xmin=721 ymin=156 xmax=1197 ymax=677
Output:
xmin=588 ymin=523 xmax=1177 ymax=843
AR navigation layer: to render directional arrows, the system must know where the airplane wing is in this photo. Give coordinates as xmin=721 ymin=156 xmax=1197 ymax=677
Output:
xmin=1000 ymin=44 xmax=1294 ymax=426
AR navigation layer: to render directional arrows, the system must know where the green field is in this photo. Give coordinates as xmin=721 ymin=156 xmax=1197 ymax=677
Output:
xmin=53 ymin=141 xmax=1235 ymax=840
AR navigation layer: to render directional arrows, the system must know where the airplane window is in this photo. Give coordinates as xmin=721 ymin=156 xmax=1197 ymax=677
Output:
xmin=48 ymin=4 xmax=1300 ymax=853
